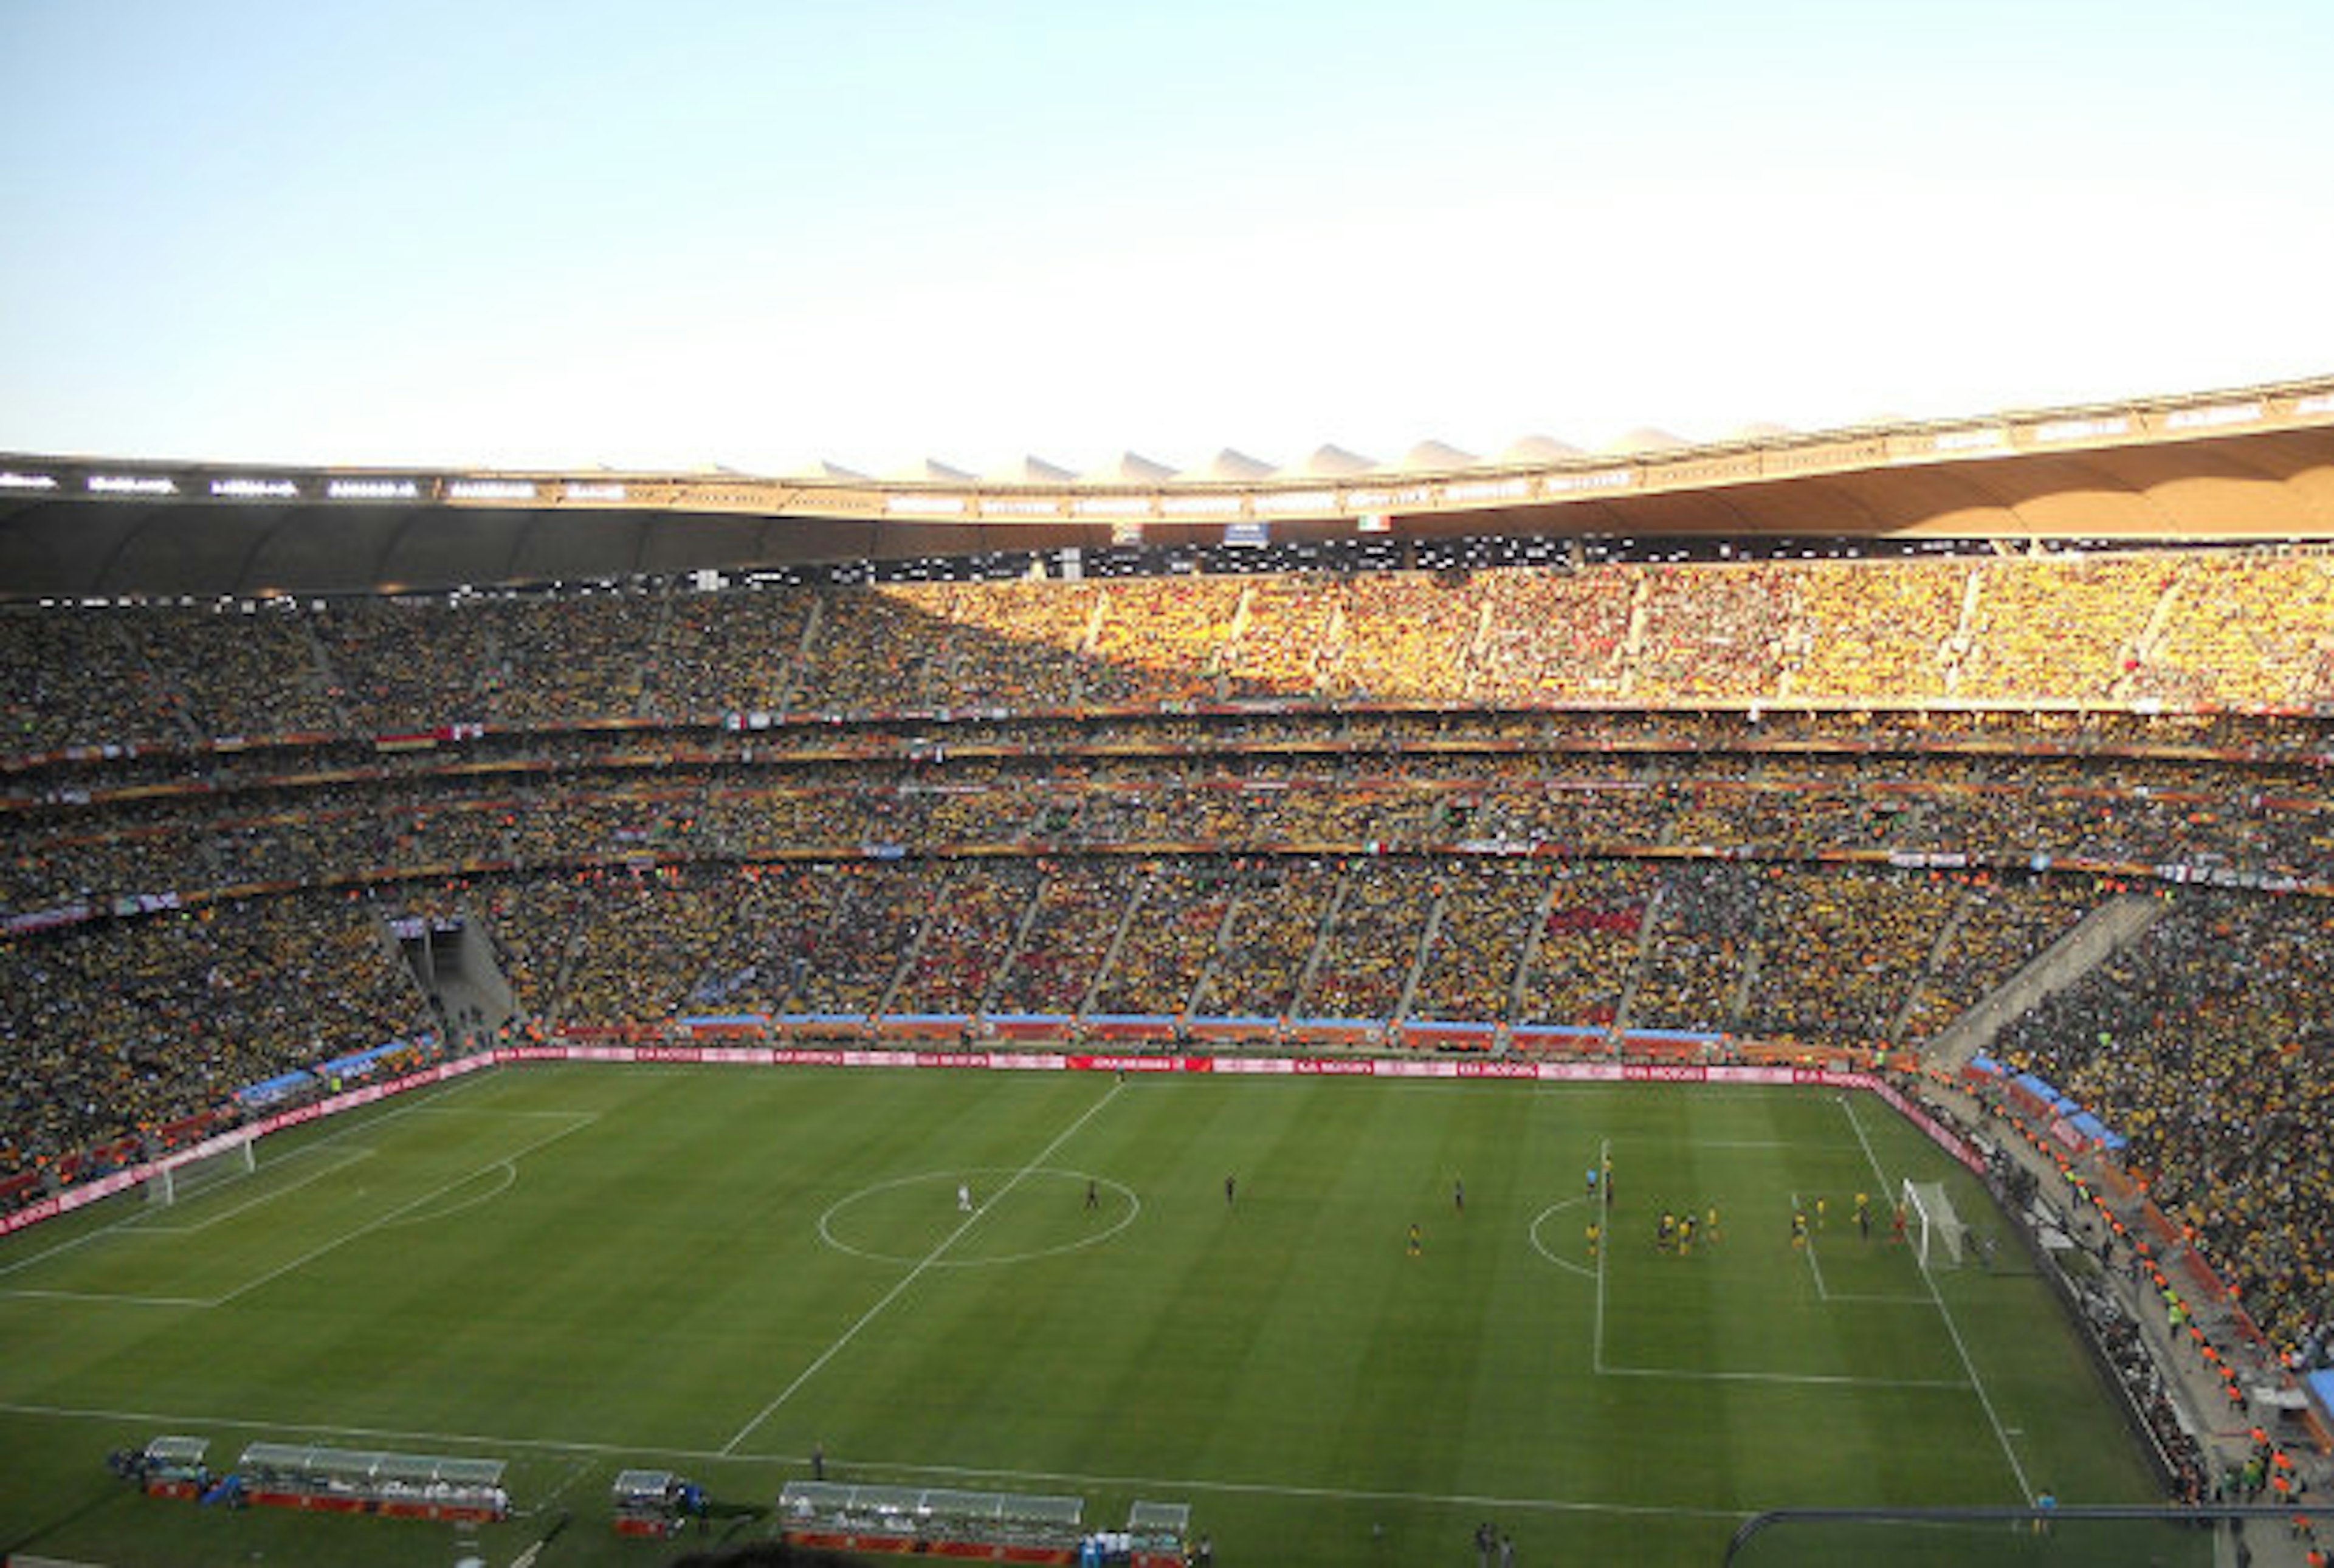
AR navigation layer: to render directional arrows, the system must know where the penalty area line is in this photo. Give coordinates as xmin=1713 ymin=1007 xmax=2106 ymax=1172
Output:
xmin=199 ymin=1113 xmax=599 ymax=1309
xmin=1793 ymin=1190 xmax=1829 ymax=1301
xmin=1840 ymin=1095 xmax=2033 ymax=1504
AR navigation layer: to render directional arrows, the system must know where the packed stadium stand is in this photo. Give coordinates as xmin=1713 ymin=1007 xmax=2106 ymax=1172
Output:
xmin=5 ymin=387 xmax=2334 ymax=1408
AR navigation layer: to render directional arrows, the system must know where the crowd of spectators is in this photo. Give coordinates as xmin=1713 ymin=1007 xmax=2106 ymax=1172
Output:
xmin=1628 ymin=862 xmax=1763 ymax=1034
xmin=0 ymin=890 xmax=425 ymax=1181
xmin=94 ymin=737 xmax=2295 ymax=892
xmin=477 ymin=590 xmax=656 ymax=727
xmin=1304 ymin=861 xmax=1439 ymax=1020
xmin=1187 ymin=861 xmax=1340 ymax=1020
xmin=983 ymin=861 xmax=1139 ymax=1016
xmin=1777 ymin=558 xmax=1964 ymax=698
xmin=1631 ymin=565 xmax=1796 ymax=701
xmin=1510 ymin=862 xmax=1653 ymax=1028
xmin=2138 ymin=552 xmax=2334 ymax=707
xmin=1954 ymin=555 xmax=2180 ymax=703
xmin=1895 ymin=875 xmax=2096 ymax=1040
xmin=1082 ymin=863 xmax=1234 ymax=1017
xmin=887 ymin=864 xmax=1036 ymax=1016
xmin=1406 ymin=861 xmax=1544 ymax=1023
xmin=10 ymin=549 xmax=2334 ymax=757
xmin=6 ymin=546 xmax=2334 ymax=1395
xmin=926 ymin=580 xmax=1106 ymax=712
xmin=1733 ymin=868 xmax=1960 ymax=1044
xmin=647 ymin=583 xmax=812 ymax=720
xmin=1995 ymin=890 xmax=2334 ymax=1355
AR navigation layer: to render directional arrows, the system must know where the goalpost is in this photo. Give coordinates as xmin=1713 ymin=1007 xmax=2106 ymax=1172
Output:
xmin=1899 ymin=1177 xmax=1968 ymax=1269
xmin=146 ymin=1138 xmax=257 ymax=1207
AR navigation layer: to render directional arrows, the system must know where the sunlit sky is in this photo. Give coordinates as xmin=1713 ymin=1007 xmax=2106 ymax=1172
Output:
xmin=3 ymin=0 xmax=2330 ymax=477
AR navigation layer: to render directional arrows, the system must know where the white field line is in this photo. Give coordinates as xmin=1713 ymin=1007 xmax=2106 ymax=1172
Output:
xmin=379 ymin=1161 xmax=518 ymax=1229
xmin=1526 ymin=1197 xmax=1597 ymax=1280
xmin=1592 ymin=1136 xmax=1610 ymax=1373
xmin=1631 ymin=1138 xmax=1817 ymax=1151
xmin=130 ymin=1146 xmax=380 ymax=1236
xmin=1793 ymin=1190 xmax=1830 ymax=1300
xmin=0 ymin=1072 xmax=500 ymax=1284
xmin=1841 ymin=1095 xmax=2033 ymax=1503
xmin=720 ymin=1080 xmax=1126 ymax=1456
xmin=0 ymin=1287 xmax=215 ymax=1307
xmin=0 ymin=1397 xmax=1754 ymax=1522
xmin=1823 ymin=1293 xmax=1936 ymax=1306
xmin=1592 ymin=1145 xmax=1954 ymax=1389
xmin=1593 ymin=1363 xmax=1969 ymax=1390
xmin=202 ymin=1112 xmax=599 ymax=1308
xmin=405 ymin=1104 xmax=619 ymax=1119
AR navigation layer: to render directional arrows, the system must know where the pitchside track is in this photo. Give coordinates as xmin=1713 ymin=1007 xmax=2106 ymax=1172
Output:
xmin=0 ymin=1065 xmax=2170 ymax=1567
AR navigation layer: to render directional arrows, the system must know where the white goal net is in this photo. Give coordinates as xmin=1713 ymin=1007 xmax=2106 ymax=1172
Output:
xmin=146 ymin=1138 xmax=256 ymax=1206
xmin=1900 ymin=1178 xmax=1967 ymax=1269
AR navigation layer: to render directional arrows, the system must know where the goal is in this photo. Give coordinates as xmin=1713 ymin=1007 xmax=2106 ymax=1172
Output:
xmin=1899 ymin=1178 xmax=1967 ymax=1269
xmin=147 ymin=1138 xmax=256 ymax=1206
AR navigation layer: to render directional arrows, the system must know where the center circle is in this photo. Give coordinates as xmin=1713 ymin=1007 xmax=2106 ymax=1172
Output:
xmin=818 ymin=1167 xmax=1140 ymax=1268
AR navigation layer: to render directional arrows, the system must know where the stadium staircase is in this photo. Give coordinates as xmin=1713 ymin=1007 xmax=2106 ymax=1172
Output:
xmin=632 ymin=590 xmax=680 ymax=718
xmin=1504 ymin=879 xmax=1563 ymax=1020
xmin=1392 ymin=885 xmax=1446 ymax=1023
xmin=978 ymin=892 xmax=1050 ymax=1016
xmin=1608 ymin=877 xmax=1664 ymax=1033
xmin=1921 ymin=892 xmax=2167 ymax=1071
xmin=1886 ymin=887 xmax=1981 ymax=1045
xmin=1075 ymin=872 xmax=1149 ymax=1018
xmin=873 ymin=875 xmax=946 ymax=1019
xmin=1940 ymin=565 xmax=1985 ymax=697
xmin=1289 ymin=865 xmax=1355 ymax=1014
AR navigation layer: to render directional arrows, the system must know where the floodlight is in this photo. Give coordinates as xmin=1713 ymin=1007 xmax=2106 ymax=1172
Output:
xmin=2035 ymin=416 xmax=2128 ymax=442
xmin=2164 ymin=401 xmax=2260 ymax=430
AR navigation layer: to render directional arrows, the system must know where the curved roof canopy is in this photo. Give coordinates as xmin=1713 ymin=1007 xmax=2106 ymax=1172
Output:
xmin=4 ymin=377 xmax=2332 ymax=599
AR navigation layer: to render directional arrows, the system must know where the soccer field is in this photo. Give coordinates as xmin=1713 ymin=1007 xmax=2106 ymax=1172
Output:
xmin=0 ymin=1064 xmax=2170 ymax=1567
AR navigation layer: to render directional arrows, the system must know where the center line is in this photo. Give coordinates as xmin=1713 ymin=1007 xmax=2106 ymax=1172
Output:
xmin=720 ymin=1080 xmax=1124 ymax=1456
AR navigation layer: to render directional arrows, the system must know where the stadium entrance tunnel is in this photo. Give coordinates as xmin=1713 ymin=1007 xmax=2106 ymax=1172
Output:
xmin=1725 ymin=1504 xmax=2287 ymax=1566
xmin=818 ymin=1167 xmax=1139 ymax=1268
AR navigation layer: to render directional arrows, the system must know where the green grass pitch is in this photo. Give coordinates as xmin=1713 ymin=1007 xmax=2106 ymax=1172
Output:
xmin=0 ymin=1064 xmax=2174 ymax=1566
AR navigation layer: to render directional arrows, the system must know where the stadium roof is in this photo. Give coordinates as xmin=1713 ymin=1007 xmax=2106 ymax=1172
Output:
xmin=3 ymin=376 xmax=2332 ymax=600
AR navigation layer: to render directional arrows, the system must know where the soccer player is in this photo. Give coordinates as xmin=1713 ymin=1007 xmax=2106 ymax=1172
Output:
xmin=958 ymin=1182 xmax=972 ymax=1212
xmin=1855 ymin=1191 xmax=1871 ymax=1240
xmin=1657 ymin=1211 xmax=1674 ymax=1253
xmin=1086 ymin=1178 xmax=1098 ymax=1211
xmin=1678 ymin=1212 xmax=1695 ymax=1255
xmin=1408 ymin=1222 xmax=1422 ymax=1257
xmin=1815 ymin=1195 xmax=1826 ymax=1229
xmin=1706 ymin=1205 xmax=1721 ymax=1244
xmin=1225 ymin=1174 xmax=1236 ymax=1207
xmin=1586 ymin=1220 xmax=1601 ymax=1259
xmin=1454 ymin=1177 xmax=1465 ymax=1213
xmin=1791 ymin=1208 xmax=1808 ymax=1250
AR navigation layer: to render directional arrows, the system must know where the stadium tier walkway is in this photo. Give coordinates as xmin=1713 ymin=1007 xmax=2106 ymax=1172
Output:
xmin=1925 ymin=893 xmax=2167 ymax=1072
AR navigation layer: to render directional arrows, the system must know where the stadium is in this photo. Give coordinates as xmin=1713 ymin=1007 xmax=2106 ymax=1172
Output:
xmin=4 ymin=376 xmax=2334 ymax=1567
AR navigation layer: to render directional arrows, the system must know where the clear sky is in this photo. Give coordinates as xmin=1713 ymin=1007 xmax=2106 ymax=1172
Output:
xmin=2 ymin=0 xmax=2329 ymax=477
